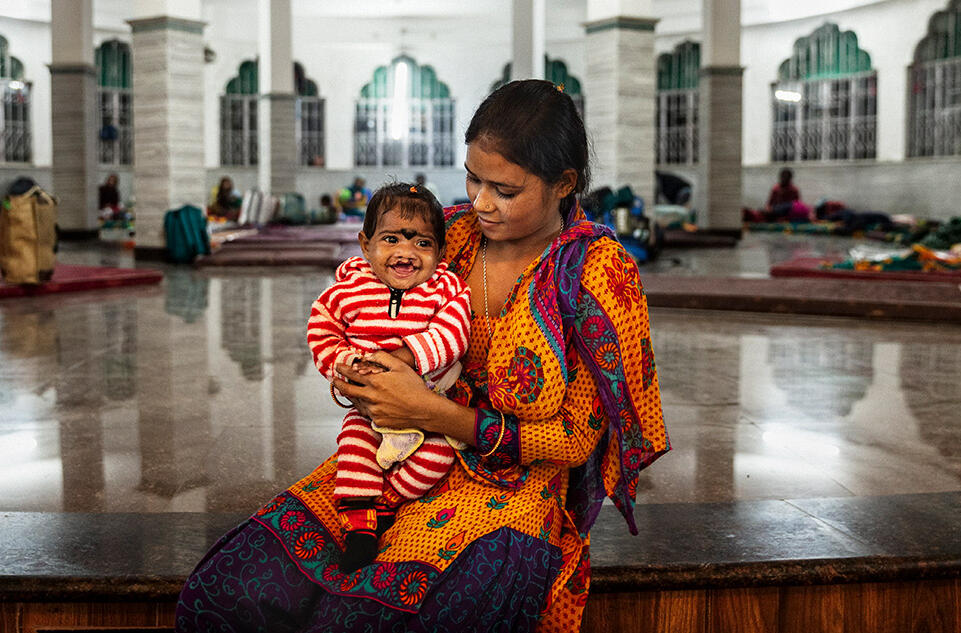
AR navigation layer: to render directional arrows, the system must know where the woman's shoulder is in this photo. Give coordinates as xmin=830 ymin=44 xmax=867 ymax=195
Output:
xmin=442 ymin=204 xmax=478 ymax=268
xmin=578 ymin=230 xmax=645 ymax=291
xmin=582 ymin=229 xmax=633 ymax=264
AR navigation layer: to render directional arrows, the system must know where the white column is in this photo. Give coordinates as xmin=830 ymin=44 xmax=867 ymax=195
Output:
xmin=49 ymin=0 xmax=98 ymax=235
xmin=702 ymin=0 xmax=739 ymax=68
xmin=512 ymin=0 xmax=545 ymax=80
xmin=584 ymin=0 xmax=657 ymax=205
xmin=258 ymin=0 xmax=297 ymax=195
xmin=128 ymin=0 xmax=206 ymax=255
xmin=697 ymin=0 xmax=743 ymax=233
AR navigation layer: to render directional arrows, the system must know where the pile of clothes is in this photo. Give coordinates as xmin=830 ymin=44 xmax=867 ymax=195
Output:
xmin=826 ymin=217 xmax=961 ymax=273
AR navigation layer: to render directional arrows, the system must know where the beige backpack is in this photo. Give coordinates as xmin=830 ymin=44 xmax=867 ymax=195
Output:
xmin=0 ymin=185 xmax=58 ymax=285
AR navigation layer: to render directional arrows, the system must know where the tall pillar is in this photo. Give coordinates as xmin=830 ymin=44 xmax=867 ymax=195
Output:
xmin=512 ymin=0 xmax=545 ymax=80
xmin=49 ymin=0 xmax=98 ymax=236
xmin=258 ymin=0 xmax=297 ymax=196
xmin=584 ymin=0 xmax=657 ymax=205
xmin=128 ymin=1 xmax=206 ymax=255
xmin=697 ymin=0 xmax=743 ymax=233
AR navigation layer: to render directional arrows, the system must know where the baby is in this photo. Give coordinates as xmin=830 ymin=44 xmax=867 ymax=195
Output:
xmin=307 ymin=182 xmax=470 ymax=573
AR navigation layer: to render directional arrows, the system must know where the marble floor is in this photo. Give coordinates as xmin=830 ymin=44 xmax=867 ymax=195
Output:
xmin=1 ymin=233 xmax=959 ymax=515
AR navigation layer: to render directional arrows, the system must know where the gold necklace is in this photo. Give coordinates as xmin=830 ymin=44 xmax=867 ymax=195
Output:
xmin=481 ymin=216 xmax=565 ymax=342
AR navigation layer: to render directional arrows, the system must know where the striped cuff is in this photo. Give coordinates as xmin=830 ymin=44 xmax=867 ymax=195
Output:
xmin=474 ymin=406 xmax=520 ymax=469
xmin=403 ymin=333 xmax=433 ymax=375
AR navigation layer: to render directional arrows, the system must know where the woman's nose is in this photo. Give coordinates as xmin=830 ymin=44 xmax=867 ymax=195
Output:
xmin=473 ymin=188 xmax=495 ymax=212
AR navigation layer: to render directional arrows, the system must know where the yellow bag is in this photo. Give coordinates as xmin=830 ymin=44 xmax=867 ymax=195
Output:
xmin=0 ymin=185 xmax=57 ymax=284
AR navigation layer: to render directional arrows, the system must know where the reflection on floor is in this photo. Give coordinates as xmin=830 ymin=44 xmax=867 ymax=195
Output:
xmin=2 ymin=233 xmax=958 ymax=515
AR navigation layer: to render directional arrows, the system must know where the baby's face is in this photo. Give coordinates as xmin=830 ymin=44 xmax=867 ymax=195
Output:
xmin=358 ymin=209 xmax=439 ymax=290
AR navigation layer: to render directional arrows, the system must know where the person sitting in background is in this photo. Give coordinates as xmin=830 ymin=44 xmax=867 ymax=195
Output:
xmin=311 ymin=193 xmax=340 ymax=224
xmin=766 ymin=168 xmax=800 ymax=217
xmin=209 ymin=176 xmax=242 ymax=222
xmin=338 ymin=177 xmax=371 ymax=219
xmin=98 ymin=173 xmax=121 ymax=214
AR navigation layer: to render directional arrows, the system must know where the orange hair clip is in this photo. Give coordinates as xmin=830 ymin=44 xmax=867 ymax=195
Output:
xmin=556 ymin=83 xmax=565 ymax=92
xmin=410 ymin=185 xmax=418 ymax=193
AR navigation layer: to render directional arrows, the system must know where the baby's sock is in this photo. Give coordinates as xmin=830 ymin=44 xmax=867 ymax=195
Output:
xmin=374 ymin=481 xmax=407 ymax=536
xmin=337 ymin=500 xmax=378 ymax=574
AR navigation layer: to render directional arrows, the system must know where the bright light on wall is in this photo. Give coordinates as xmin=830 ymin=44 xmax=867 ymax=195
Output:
xmin=8 ymin=81 xmax=25 ymax=91
xmin=775 ymin=89 xmax=802 ymax=103
xmin=0 ymin=431 xmax=39 ymax=459
xmin=390 ymin=61 xmax=409 ymax=141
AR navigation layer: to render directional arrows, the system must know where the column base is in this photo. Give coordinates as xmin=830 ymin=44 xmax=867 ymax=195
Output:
xmin=133 ymin=246 xmax=170 ymax=262
xmin=57 ymin=228 xmax=99 ymax=241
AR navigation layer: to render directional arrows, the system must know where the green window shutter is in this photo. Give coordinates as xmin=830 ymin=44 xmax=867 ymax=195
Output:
xmin=657 ymin=41 xmax=700 ymax=91
xmin=95 ymin=40 xmax=132 ymax=89
xmin=778 ymin=23 xmax=873 ymax=82
xmin=489 ymin=56 xmax=582 ymax=94
xmin=913 ymin=0 xmax=961 ymax=63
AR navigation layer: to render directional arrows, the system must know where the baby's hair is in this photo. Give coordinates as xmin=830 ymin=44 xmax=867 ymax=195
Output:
xmin=362 ymin=182 xmax=445 ymax=250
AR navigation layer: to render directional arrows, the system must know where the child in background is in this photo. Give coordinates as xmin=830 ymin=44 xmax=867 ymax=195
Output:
xmin=306 ymin=182 xmax=470 ymax=573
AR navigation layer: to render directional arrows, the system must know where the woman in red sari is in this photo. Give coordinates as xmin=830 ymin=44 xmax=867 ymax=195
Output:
xmin=176 ymin=79 xmax=669 ymax=632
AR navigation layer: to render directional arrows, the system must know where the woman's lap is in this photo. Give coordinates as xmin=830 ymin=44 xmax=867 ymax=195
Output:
xmin=175 ymin=518 xmax=561 ymax=633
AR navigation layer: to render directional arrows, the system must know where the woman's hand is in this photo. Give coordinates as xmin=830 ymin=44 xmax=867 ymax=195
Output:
xmin=333 ymin=351 xmax=434 ymax=430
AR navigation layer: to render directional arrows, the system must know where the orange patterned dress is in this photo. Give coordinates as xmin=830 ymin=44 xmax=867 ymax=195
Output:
xmin=176 ymin=204 xmax=669 ymax=633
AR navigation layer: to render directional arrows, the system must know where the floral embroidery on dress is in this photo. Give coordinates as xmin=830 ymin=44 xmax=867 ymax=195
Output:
xmin=603 ymin=250 xmax=641 ymax=310
xmin=506 ymin=346 xmax=545 ymax=403
xmin=254 ymin=494 xmax=441 ymax=613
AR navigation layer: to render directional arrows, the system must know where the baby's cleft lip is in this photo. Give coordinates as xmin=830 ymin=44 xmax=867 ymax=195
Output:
xmin=390 ymin=261 xmax=417 ymax=275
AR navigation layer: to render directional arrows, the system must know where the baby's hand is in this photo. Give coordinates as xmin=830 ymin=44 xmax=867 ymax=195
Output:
xmin=353 ymin=358 xmax=388 ymax=375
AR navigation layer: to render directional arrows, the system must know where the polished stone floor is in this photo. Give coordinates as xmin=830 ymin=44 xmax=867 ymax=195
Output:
xmin=1 ymin=233 xmax=959 ymax=515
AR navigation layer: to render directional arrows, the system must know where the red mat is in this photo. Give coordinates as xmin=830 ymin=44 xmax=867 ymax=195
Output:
xmin=770 ymin=257 xmax=961 ymax=283
xmin=0 ymin=264 xmax=163 ymax=299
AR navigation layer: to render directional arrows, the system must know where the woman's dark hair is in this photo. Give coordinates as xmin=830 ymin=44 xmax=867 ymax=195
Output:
xmin=465 ymin=79 xmax=589 ymax=215
xmin=363 ymin=182 xmax=446 ymax=250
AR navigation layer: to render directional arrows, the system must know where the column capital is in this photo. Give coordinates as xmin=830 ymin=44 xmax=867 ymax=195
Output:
xmin=584 ymin=16 xmax=658 ymax=35
xmin=700 ymin=65 xmax=745 ymax=77
xmin=127 ymin=16 xmax=206 ymax=34
xmin=47 ymin=63 xmax=97 ymax=77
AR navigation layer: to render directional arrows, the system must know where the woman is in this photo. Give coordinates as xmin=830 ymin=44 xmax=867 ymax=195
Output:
xmin=176 ymin=80 xmax=668 ymax=632
xmin=209 ymin=176 xmax=241 ymax=222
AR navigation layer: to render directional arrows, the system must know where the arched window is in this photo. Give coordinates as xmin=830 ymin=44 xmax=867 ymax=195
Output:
xmin=656 ymin=41 xmax=699 ymax=165
xmin=771 ymin=23 xmax=877 ymax=162
xmin=908 ymin=0 xmax=961 ymax=157
xmin=354 ymin=56 xmax=455 ymax=167
xmin=221 ymin=60 xmax=259 ymax=166
xmin=490 ymin=56 xmax=585 ymax=117
xmin=0 ymin=35 xmax=31 ymax=163
xmin=295 ymin=62 xmax=325 ymax=167
xmin=96 ymin=39 xmax=133 ymax=165
xmin=220 ymin=60 xmax=325 ymax=167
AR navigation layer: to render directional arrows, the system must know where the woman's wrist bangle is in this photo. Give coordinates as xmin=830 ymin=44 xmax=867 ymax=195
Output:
xmin=478 ymin=411 xmax=506 ymax=458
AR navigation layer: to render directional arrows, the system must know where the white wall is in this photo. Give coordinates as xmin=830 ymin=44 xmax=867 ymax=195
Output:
xmin=654 ymin=0 xmax=950 ymax=165
xmin=739 ymin=0 xmax=948 ymax=165
xmin=3 ymin=0 xmax=960 ymax=220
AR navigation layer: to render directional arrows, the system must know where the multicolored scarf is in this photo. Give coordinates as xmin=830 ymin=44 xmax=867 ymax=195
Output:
xmin=447 ymin=203 xmax=670 ymax=536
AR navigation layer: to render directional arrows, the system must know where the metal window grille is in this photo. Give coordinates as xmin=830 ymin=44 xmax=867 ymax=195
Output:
xmin=771 ymin=72 xmax=877 ymax=162
xmin=656 ymin=88 xmax=699 ymax=165
xmin=98 ymin=87 xmax=133 ymax=165
xmin=354 ymin=96 xmax=455 ymax=168
xmin=297 ymin=96 xmax=325 ymax=166
xmin=908 ymin=57 xmax=961 ymax=158
xmin=220 ymin=94 xmax=258 ymax=166
xmin=0 ymin=79 xmax=31 ymax=163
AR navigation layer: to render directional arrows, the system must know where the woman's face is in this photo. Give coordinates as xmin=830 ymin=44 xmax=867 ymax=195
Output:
xmin=464 ymin=140 xmax=573 ymax=249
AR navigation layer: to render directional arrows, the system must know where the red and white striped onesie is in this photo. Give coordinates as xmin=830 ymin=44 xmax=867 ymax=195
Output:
xmin=307 ymin=256 xmax=471 ymax=502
